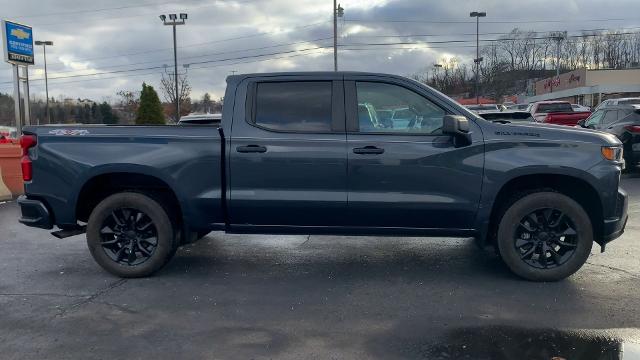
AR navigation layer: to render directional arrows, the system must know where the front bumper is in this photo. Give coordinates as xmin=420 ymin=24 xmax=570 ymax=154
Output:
xmin=601 ymin=188 xmax=628 ymax=245
xmin=17 ymin=195 xmax=53 ymax=229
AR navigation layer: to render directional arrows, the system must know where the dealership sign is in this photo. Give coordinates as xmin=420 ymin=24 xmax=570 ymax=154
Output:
xmin=1 ymin=20 xmax=34 ymax=65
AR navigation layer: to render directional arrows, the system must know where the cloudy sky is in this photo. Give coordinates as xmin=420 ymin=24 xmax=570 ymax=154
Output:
xmin=0 ymin=0 xmax=639 ymax=103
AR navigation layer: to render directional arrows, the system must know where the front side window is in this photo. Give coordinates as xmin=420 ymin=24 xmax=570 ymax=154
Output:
xmin=355 ymin=82 xmax=445 ymax=134
xmin=254 ymin=81 xmax=332 ymax=132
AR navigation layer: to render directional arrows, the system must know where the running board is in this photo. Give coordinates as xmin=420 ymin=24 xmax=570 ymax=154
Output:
xmin=51 ymin=226 xmax=86 ymax=239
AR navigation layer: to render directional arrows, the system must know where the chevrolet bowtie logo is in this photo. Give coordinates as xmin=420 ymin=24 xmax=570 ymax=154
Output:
xmin=10 ymin=28 xmax=30 ymax=40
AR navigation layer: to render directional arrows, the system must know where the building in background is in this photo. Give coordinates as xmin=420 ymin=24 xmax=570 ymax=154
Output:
xmin=526 ymin=68 xmax=640 ymax=107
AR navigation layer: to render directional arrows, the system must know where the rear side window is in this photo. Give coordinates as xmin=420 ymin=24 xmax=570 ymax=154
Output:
xmin=603 ymin=110 xmax=618 ymax=124
xmin=254 ymin=81 xmax=332 ymax=132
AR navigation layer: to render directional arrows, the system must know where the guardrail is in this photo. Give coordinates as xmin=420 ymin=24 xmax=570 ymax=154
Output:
xmin=0 ymin=142 xmax=23 ymax=200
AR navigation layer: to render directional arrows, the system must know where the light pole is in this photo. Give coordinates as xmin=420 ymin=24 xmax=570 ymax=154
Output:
xmin=550 ymin=31 xmax=566 ymax=77
xmin=333 ymin=1 xmax=344 ymax=71
xmin=469 ymin=11 xmax=486 ymax=105
xmin=160 ymin=13 xmax=187 ymax=121
xmin=35 ymin=40 xmax=53 ymax=124
xmin=433 ymin=63 xmax=442 ymax=89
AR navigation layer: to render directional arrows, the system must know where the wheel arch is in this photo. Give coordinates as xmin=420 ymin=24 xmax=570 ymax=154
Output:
xmin=73 ymin=166 xmax=185 ymax=226
xmin=482 ymin=171 xmax=603 ymax=247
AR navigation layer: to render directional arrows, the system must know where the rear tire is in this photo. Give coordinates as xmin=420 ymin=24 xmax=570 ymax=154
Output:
xmin=497 ymin=191 xmax=593 ymax=281
xmin=87 ymin=192 xmax=177 ymax=278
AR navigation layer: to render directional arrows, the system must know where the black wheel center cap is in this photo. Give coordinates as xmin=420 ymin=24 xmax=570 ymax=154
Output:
xmin=125 ymin=230 xmax=137 ymax=239
xmin=538 ymin=232 xmax=550 ymax=241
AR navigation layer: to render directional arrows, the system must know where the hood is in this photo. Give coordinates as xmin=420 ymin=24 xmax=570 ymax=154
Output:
xmin=485 ymin=121 xmax=622 ymax=146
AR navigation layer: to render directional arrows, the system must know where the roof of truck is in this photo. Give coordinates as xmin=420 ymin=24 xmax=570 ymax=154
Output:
xmin=227 ymin=71 xmax=411 ymax=82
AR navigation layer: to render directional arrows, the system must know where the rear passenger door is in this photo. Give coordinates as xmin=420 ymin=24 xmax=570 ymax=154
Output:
xmin=344 ymin=75 xmax=484 ymax=229
xmin=229 ymin=75 xmax=348 ymax=227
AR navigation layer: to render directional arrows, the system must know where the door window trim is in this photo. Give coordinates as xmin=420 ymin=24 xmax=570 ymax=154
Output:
xmin=245 ymin=79 xmax=345 ymax=134
xmin=344 ymin=80 xmax=452 ymax=136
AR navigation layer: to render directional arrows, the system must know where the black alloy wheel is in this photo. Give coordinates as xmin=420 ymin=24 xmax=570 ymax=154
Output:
xmin=514 ymin=208 xmax=578 ymax=269
xmin=87 ymin=192 xmax=177 ymax=278
xmin=100 ymin=208 xmax=158 ymax=266
xmin=497 ymin=191 xmax=593 ymax=281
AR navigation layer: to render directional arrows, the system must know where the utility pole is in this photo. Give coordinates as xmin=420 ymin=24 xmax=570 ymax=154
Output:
xmin=550 ymin=31 xmax=567 ymax=77
xmin=160 ymin=13 xmax=187 ymax=121
xmin=333 ymin=1 xmax=344 ymax=71
xmin=470 ymin=11 xmax=486 ymax=105
xmin=35 ymin=40 xmax=53 ymax=124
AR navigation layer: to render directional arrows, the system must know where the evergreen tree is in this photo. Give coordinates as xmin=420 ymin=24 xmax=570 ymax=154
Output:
xmin=91 ymin=103 xmax=100 ymax=123
xmin=135 ymin=83 xmax=165 ymax=125
xmin=99 ymin=102 xmax=118 ymax=124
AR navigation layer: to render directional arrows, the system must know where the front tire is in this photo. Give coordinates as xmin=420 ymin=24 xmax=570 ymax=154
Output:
xmin=87 ymin=192 xmax=177 ymax=278
xmin=497 ymin=192 xmax=593 ymax=281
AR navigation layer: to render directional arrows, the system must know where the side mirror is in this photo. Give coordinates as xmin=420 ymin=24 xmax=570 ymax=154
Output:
xmin=443 ymin=115 xmax=472 ymax=147
xmin=577 ymin=119 xmax=586 ymax=127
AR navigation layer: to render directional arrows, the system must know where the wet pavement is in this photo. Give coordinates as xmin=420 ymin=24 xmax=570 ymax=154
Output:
xmin=1 ymin=174 xmax=640 ymax=359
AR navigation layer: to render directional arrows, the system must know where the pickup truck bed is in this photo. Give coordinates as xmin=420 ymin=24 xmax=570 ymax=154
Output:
xmin=18 ymin=71 xmax=628 ymax=282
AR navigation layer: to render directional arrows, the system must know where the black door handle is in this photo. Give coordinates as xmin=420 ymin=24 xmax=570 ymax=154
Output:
xmin=236 ymin=145 xmax=267 ymax=153
xmin=353 ymin=146 xmax=384 ymax=155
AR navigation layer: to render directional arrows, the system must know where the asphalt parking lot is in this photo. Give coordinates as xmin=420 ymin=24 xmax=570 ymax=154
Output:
xmin=1 ymin=175 xmax=640 ymax=359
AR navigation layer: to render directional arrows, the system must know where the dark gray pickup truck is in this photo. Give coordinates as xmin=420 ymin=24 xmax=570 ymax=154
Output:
xmin=18 ymin=72 xmax=628 ymax=281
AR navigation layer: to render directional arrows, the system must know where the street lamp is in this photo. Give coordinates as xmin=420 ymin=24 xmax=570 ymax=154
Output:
xmin=159 ymin=13 xmax=187 ymax=121
xmin=34 ymin=40 xmax=53 ymax=124
xmin=469 ymin=11 xmax=486 ymax=105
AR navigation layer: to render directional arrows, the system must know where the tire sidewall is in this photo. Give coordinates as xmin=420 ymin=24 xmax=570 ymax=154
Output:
xmin=497 ymin=192 xmax=593 ymax=281
xmin=87 ymin=192 xmax=175 ymax=278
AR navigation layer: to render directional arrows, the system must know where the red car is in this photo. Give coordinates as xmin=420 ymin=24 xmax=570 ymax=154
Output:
xmin=529 ymin=101 xmax=591 ymax=126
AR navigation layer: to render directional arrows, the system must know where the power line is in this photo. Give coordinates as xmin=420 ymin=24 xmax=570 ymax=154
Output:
xmin=340 ymin=30 xmax=640 ymax=47
xmin=31 ymin=36 xmax=333 ymax=77
xmin=0 ymin=45 xmax=334 ymax=85
xmin=10 ymin=0 xmax=193 ymax=19
xmin=344 ymin=17 xmax=636 ymax=24
xmin=8 ymin=29 xmax=639 ymax=85
xmin=37 ymin=20 xmax=332 ymax=68
xmin=344 ymin=26 xmax=640 ymax=39
xmin=0 ymin=48 xmax=332 ymax=91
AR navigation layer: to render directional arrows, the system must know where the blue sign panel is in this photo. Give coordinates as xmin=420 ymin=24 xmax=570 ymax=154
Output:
xmin=2 ymin=20 xmax=34 ymax=65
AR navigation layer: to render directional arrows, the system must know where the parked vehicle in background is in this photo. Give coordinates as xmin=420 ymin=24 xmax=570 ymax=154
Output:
xmin=478 ymin=111 xmax=535 ymax=123
xmin=529 ymin=101 xmax=591 ymax=126
xmin=17 ymin=71 xmax=627 ymax=282
xmin=579 ymin=105 xmax=637 ymax=131
xmin=178 ymin=113 xmax=222 ymax=125
xmin=594 ymin=97 xmax=640 ymax=112
xmin=572 ymin=104 xmax=591 ymax=112
xmin=579 ymin=105 xmax=640 ymax=169
xmin=465 ymin=104 xmax=499 ymax=112
xmin=0 ymin=126 xmax=17 ymax=139
xmin=506 ymin=104 xmax=530 ymax=111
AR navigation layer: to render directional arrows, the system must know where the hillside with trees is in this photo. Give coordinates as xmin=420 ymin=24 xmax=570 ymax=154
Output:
xmin=413 ymin=28 xmax=640 ymax=100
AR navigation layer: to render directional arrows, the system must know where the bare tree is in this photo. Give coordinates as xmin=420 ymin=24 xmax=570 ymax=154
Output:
xmin=116 ymin=90 xmax=140 ymax=124
xmin=160 ymin=73 xmax=192 ymax=120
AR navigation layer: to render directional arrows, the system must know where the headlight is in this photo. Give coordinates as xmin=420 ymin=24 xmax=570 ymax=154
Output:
xmin=601 ymin=146 xmax=623 ymax=162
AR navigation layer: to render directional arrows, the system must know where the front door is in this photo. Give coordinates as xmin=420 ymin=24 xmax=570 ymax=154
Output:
xmin=229 ymin=76 xmax=348 ymax=227
xmin=345 ymin=76 xmax=484 ymax=229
